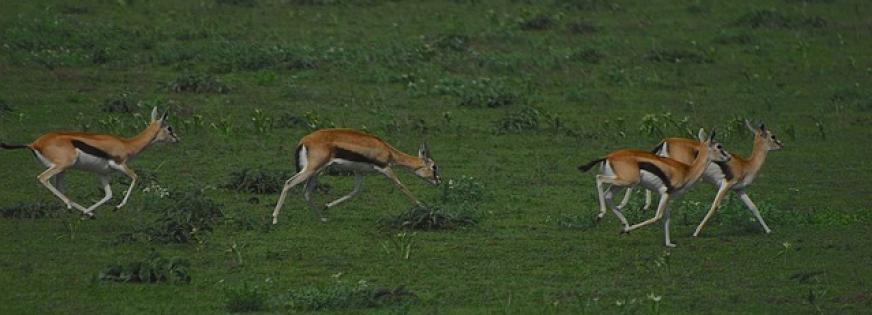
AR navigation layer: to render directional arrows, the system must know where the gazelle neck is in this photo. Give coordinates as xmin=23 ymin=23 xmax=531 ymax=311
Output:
xmin=683 ymin=143 xmax=711 ymax=186
xmin=744 ymin=134 xmax=769 ymax=178
xmin=390 ymin=148 xmax=424 ymax=170
xmin=123 ymin=122 xmax=160 ymax=158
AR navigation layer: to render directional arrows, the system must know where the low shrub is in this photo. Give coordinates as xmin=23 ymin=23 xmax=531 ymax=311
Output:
xmin=98 ymin=251 xmax=191 ymax=283
xmin=381 ymin=204 xmax=477 ymax=231
xmin=495 ymin=106 xmax=541 ymax=133
xmin=519 ymin=15 xmax=554 ymax=31
xmin=440 ymin=175 xmax=486 ymax=205
xmin=101 ymin=91 xmax=140 ymax=113
xmin=644 ymin=48 xmax=713 ymax=64
xmin=225 ymin=283 xmax=269 ymax=313
xmin=0 ymin=202 xmax=64 ymax=219
xmin=281 ymin=280 xmax=414 ymax=311
xmin=732 ymin=10 xmax=827 ymax=29
xmin=167 ymin=73 xmax=230 ymax=94
xmin=223 ymin=168 xmax=291 ymax=194
xmin=120 ymin=189 xmax=224 ymax=244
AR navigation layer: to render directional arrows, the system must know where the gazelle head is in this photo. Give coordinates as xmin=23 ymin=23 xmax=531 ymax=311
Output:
xmin=150 ymin=107 xmax=180 ymax=144
xmin=414 ymin=143 xmax=441 ymax=185
xmin=745 ymin=120 xmax=783 ymax=151
xmin=698 ymin=128 xmax=731 ymax=162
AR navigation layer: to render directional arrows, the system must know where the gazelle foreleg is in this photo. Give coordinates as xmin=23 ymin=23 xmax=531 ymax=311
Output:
xmin=112 ymin=163 xmax=138 ymax=209
xmin=626 ymin=191 xmax=670 ymax=232
xmin=642 ymin=189 xmax=653 ymax=211
xmin=662 ymin=199 xmax=675 ymax=247
xmin=38 ymin=166 xmax=85 ymax=212
xmin=379 ymin=167 xmax=422 ymax=206
xmin=737 ymin=190 xmax=772 ymax=234
xmin=272 ymin=169 xmax=317 ymax=224
xmin=84 ymin=175 xmax=114 ymax=216
xmin=693 ymin=179 xmax=732 ymax=237
xmin=325 ymin=174 xmax=364 ymax=209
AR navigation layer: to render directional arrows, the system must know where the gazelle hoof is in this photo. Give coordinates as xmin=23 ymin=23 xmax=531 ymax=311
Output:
xmin=272 ymin=218 xmax=278 ymax=225
xmin=81 ymin=213 xmax=96 ymax=220
xmin=319 ymin=217 xmax=329 ymax=223
xmin=665 ymin=243 xmax=677 ymax=248
xmin=620 ymin=228 xmax=630 ymax=235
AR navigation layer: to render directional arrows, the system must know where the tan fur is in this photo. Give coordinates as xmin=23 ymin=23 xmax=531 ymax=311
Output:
xmin=5 ymin=107 xmax=177 ymax=216
xmin=272 ymin=128 xmax=439 ymax=224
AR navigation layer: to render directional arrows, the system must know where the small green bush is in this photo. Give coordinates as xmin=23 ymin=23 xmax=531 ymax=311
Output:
xmin=101 ymin=91 xmax=140 ymax=113
xmin=0 ymin=202 xmax=63 ymax=219
xmin=167 ymin=73 xmax=230 ymax=94
xmin=223 ymin=168 xmax=291 ymax=194
xmin=381 ymin=204 xmax=477 ymax=231
xmin=225 ymin=283 xmax=269 ymax=313
xmin=644 ymin=48 xmax=713 ymax=64
xmin=441 ymin=175 xmax=486 ymax=205
xmin=281 ymin=281 xmax=415 ymax=311
xmin=519 ymin=15 xmax=554 ymax=31
xmin=120 ymin=189 xmax=224 ymax=244
xmin=98 ymin=251 xmax=191 ymax=283
xmin=495 ymin=106 xmax=541 ymax=133
xmin=733 ymin=10 xmax=827 ymax=29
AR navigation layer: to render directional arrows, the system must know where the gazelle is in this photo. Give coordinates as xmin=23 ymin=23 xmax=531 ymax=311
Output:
xmin=578 ymin=129 xmax=730 ymax=247
xmin=0 ymin=107 xmax=179 ymax=218
xmin=271 ymin=128 xmax=440 ymax=225
xmin=620 ymin=120 xmax=783 ymax=236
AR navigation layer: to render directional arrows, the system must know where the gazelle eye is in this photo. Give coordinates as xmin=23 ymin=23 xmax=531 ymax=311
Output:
xmin=432 ymin=165 xmax=438 ymax=171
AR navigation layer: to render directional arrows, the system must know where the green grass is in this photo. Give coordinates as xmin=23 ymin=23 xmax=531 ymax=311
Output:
xmin=1 ymin=0 xmax=871 ymax=313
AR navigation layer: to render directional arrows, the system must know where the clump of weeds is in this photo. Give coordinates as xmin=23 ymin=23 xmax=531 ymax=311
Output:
xmin=98 ymin=250 xmax=191 ymax=283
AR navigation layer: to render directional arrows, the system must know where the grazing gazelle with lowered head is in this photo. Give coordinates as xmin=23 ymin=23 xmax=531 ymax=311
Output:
xmin=272 ymin=128 xmax=440 ymax=225
xmin=0 ymin=107 xmax=179 ymax=218
xmin=620 ymin=120 xmax=783 ymax=236
xmin=578 ymin=129 xmax=730 ymax=247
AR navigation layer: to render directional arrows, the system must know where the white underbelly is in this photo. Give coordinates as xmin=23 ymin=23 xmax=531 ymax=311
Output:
xmin=72 ymin=150 xmax=114 ymax=174
xmin=639 ymin=170 xmax=668 ymax=193
xmin=702 ymin=163 xmax=725 ymax=185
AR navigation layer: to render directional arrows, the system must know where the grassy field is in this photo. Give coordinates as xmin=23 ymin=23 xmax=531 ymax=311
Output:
xmin=1 ymin=0 xmax=871 ymax=313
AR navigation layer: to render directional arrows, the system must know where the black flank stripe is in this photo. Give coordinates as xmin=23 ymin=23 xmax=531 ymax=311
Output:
xmin=72 ymin=140 xmax=113 ymax=160
xmin=638 ymin=162 xmax=674 ymax=193
xmin=714 ymin=161 xmax=734 ymax=181
xmin=335 ymin=147 xmax=387 ymax=168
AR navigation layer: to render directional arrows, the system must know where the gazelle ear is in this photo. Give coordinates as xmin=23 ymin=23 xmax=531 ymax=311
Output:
xmin=745 ymin=119 xmax=757 ymax=133
xmin=709 ymin=128 xmax=717 ymax=141
xmin=418 ymin=143 xmax=430 ymax=159
xmin=160 ymin=111 xmax=169 ymax=123
xmin=697 ymin=128 xmax=707 ymax=141
xmin=759 ymin=123 xmax=767 ymax=133
xmin=150 ymin=107 xmax=160 ymax=122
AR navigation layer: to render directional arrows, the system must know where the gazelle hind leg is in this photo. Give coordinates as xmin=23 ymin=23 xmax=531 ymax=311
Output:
xmin=737 ymin=190 xmax=772 ymax=234
xmin=52 ymin=171 xmax=66 ymax=194
xmin=627 ymin=192 xmax=670 ymax=232
xmin=617 ymin=187 xmax=633 ymax=210
xmin=693 ymin=179 xmax=731 ymax=237
xmin=37 ymin=166 xmax=85 ymax=212
xmin=663 ymin=203 xmax=675 ymax=247
xmin=84 ymin=175 xmax=113 ymax=216
xmin=325 ymin=174 xmax=364 ymax=209
xmin=272 ymin=170 xmax=316 ymax=224
xmin=642 ymin=189 xmax=653 ymax=211
xmin=594 ymin=175 xmax=614 ymax=221
xmin=606 ymin=185 xmax=630 ymax=231
xmin=303 ymin=176 xmax=327 ymax=222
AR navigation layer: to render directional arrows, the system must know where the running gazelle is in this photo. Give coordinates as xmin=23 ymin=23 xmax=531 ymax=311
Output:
xmin=578 ymin=129 xmax=730 ymax=247
xmin=272 ymin=128 xmax=440 ymax=224
xmin=0 ymin=107 xmax=179 ymax=217
xmin=619 ymin=120 xmax=783 ymax=236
